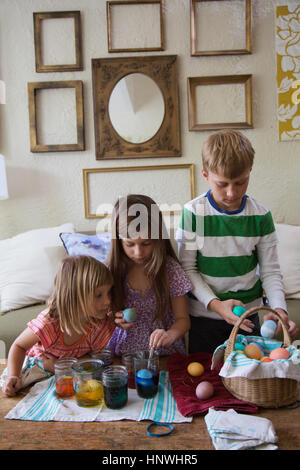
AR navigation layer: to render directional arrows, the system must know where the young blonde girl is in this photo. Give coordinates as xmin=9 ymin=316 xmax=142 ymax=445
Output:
xmin=2 ymin=255 xmax=117 ymax=397
xmin=107 ymin=194 xmax=192 ymax=356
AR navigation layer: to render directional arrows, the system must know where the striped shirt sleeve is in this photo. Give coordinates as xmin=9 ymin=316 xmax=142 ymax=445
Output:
xmin=88 ymin=318 xmax=116 ymax=350
xmin=27 ymin=310 xmax=58 ymax=349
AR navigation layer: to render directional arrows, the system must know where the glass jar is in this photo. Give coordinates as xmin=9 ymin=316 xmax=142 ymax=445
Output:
xmin=133 ymin=350 xmax=160 ymax=399
xmin=54 ymin=357 xmax=78 ymax=398
xmin=71 ymin=359 xmax=104 ymax=407
xmin=91 ymin=347 xmax=114 ymax=366
xmin=102 ymin=365 xmax=128 ymax=409
xmin=122 ymin=353 xmax=135 ymax=389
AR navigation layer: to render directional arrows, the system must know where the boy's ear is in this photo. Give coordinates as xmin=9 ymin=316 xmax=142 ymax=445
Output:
xmin=202 ymin=168 xmax=209 ymax=180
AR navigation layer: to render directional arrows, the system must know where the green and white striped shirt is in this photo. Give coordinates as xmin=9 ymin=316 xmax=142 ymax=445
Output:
xmin=176 ymin=191 xmax=286 ymax=320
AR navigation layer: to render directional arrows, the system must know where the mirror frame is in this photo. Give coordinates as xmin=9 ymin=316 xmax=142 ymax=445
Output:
xmin=92 ymin=55 xmax=181 ymax=160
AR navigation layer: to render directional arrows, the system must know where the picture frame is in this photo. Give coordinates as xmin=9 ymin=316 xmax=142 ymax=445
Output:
xmin=106 ymin=0 xmax=164 ymax=53
xmin=190 ymin=0 xmax=252 ymax=56
xmin=92 ymin=55 xmax=181 ymax=159
xmin=33 ymin=11 xmax=83 ymax=72
xmin=28 ymin=80 xmax=85 ymax=152
xmin=83 ymin=164 xmax=195 ymax=219
xmin=187 ymin=74 xmax=253 ymax=131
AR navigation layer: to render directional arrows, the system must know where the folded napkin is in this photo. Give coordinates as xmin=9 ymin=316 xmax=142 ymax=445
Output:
xmin=204 ymin=407 xmax=278 ymax=450
xmin=212 ymin=335 xmax=300 ymax=381
xmin=5 ymin=370 xmax=192 ymax=424
xmin=167 ymin=352 xmax=259 ymax=416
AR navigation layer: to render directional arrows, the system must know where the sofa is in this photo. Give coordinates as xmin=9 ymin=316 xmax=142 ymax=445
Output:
xmin=1 ymin=222 xmax=300 ymax=358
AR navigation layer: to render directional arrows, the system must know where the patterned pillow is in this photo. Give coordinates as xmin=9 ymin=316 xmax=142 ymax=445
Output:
xmin=60 ymin=232 xmax=111 ymax=263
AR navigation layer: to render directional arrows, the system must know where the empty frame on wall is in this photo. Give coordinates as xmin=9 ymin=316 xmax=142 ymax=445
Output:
xmin=187 ymin=74 xmax=253 ymax=131
xmin=83 ymin=164 xmax=195 ymax=219
xmin=28 ymin=81 xmax=85 ymax=152
xmin=33 ymin=11 xmax=83 ymax=72
xmin=107 ymin=0 xmax=164 ymax=52
xmin=190 ymin=0 xmax=252 ymax=56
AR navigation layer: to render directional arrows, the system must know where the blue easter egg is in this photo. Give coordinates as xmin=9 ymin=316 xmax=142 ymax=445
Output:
xmin=233 ymin=306 xmax=247 ymax=317
xmin=136 ymin=369 xmax=154 ymax=386
xmin=260 ymin=320 xmax=277 ymax=339
xmin=123 ymin=308 xmax=137 ymax=322
xmin=234 ymin=342 xmax=245 ymax=351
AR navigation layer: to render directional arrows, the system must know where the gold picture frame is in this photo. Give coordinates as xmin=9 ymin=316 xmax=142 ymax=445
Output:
xmin=33 ymin=11 xmax=83 ymax=72
xmin=28 ymin=80 xmax=85 ymax=152
xmin=92 ymin=55 xmax=181 ymax=159
xmin=190 ymin=0 xmax=252 ymax=56
xmin=187 ymin=74 xmax=253 ymax=131
xmin=83 ymin=164 xmax=195 ymax=219
xmin=107 ymin=0 xmax=165 ymax=53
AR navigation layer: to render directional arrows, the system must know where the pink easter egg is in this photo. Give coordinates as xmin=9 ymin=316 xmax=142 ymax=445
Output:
xmin=195 ymin=381 xmax=214 ymax=400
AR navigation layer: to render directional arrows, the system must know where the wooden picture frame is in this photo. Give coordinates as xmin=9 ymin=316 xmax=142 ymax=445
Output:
xmin=92 ymin=55 xmax=181 ymax=159
xmin=83 ymin=164 xmax=195 ymax=219
xmin=187 ymin=74 xmax=253 ymax=131
xmin=190 ymin=0 xmax=251 ymax=56
xmin=107 ymin=0 xmax=164 ymax=52
xmin=28 ymin=80 xmax=85 ymax=152
xmin=33 ymin=11 xmax=83 ymax=72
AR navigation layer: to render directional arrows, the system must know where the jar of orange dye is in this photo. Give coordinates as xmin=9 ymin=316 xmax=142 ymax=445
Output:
xmin=55 ymin=358 xmax=78 ymax=398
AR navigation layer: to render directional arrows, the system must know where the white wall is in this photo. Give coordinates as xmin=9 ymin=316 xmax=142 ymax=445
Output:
xmin=0 ymin=0 xmax=300 ymax=239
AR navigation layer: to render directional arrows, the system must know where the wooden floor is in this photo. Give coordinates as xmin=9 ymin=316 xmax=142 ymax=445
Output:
xmin=1 ymin=360 xmax=300 ymax=451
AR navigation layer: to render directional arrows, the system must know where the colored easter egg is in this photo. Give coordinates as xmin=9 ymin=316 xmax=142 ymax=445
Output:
xmin=123 ymin=308 xmax=137 ymax=322
xmin=195 ymin=381 xmax=214 ymax=400
xmin=234 ymin=342 xmax=245 ymax=351
xmin=187 ymin=362 xmax=204 ymax=377
xmin=270 ymin=348 xmax=290 ymax=360
xmin=244 ymin=344 xmax=263 ymax=360
xmin=249 ymin=342 xmax=264 ymax=355
xmin=233 ymin=306 xmax=247 ymax=317
xmin=260 ymin=320 xmax=277 ymax=339
xmin=261 ymin=357 xmax=273 ymax=362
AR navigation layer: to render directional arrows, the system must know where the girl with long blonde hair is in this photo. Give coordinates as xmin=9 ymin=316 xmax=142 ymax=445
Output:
xmin=107 ymin=194 xmax=192 ymax=356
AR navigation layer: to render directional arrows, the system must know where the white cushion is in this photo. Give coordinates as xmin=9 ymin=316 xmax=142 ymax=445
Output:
xmin=0 ymin=223 xmax=74 ymax=313
xmin=275 ymin=223 xmax=300 ymax=299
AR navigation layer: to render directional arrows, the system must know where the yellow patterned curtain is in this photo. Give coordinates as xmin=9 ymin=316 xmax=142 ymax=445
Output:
xmin=276 ymin=4 xmax=300 ymax=141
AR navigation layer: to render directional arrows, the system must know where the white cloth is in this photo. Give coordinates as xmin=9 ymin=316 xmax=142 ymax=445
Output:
xmin=211 ymin=335 xmax=300 ymax=381
xmin=5 ymin=371 xmax=192 ymax=424
xmin=204 ymin=407 xmax=278 ymax=450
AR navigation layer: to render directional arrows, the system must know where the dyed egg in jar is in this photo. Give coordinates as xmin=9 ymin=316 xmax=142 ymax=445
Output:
xmin=123 ymin=308 xmax=137 ymax=323
xmin=244 ymin=343 xmax=263 ymax=360
xmin=270 ymin=348 xmax=290 ymax=360
xmin=187 ymin=362 xmax=204 ymax=377
xmin=195 ymin=381 xmax=214 ymax=400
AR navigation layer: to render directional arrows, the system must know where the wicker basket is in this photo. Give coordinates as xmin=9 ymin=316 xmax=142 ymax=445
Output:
xmin=222 ymin=306 xmax=298 ymax=408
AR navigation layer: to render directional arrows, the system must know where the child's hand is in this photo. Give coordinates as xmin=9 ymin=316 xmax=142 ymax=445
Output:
xmin=208 ymin=299 xmax=254 ymax=333
xmin=263 ymin=309 xmax=299 ymax=339
xmin=149 ymin=329 xmax=177 ymax=349
xmin=114 ymin=311 xmax=135 ymax=330
xmin=2 ymin=376 xmax=22 ymax=397
xmin=41 ymin=353 xmax=57 ymax=373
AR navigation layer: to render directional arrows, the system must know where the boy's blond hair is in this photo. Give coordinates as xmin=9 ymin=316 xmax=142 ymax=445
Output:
xmin=47 ymin=255 xmax=113 ymax=335
xmin=202 ymin=129 xmax=255 ymax=178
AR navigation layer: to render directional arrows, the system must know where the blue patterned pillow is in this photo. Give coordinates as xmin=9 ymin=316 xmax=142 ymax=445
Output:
xmin=60 ymin=232 xmax=111 ymax=263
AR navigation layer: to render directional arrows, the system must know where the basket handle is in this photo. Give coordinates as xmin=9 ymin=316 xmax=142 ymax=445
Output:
xmin=225 ymin=306 xmax=291 ymax=357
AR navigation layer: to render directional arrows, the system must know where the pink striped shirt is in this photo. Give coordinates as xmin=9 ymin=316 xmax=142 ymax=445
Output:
xmin=27 ymin=309 xmax=115 ymax=359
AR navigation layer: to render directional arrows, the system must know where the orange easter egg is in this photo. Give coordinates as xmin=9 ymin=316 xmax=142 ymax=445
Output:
xmin=244 ymin=344 xmax=263 ymax=360
xmin=261 ymin=357 xmax=273 ymax=362
xmin=187 ymin=362 xmax=204 ymax=377
xmin=270 ymin=348 xmax=290 ymax=360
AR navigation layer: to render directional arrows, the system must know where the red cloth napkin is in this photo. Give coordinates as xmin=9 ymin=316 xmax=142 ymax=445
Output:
xmin=167 ymin=352 xmax=259 ymax=416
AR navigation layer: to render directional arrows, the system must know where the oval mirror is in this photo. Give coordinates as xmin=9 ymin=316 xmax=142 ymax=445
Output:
xmin=108 ymin=73 xmax=165 ymax=144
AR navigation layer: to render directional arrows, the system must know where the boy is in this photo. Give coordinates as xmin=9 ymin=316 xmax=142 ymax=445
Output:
xmin=176 ymin=129 xmax=298 ymax=353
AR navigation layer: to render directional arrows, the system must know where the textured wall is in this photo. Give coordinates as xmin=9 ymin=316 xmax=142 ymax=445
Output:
xmin=0 ymin=0 xmax=299 ymax=240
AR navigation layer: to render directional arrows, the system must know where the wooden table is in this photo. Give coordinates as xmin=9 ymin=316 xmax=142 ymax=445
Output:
xmin=1 ymin=359 xmax=300 ymax=452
